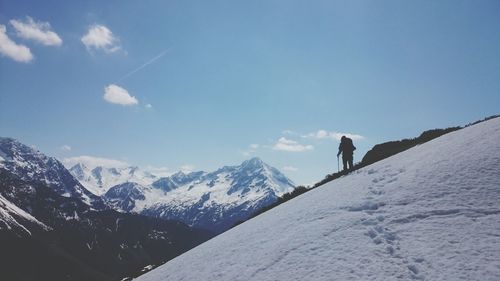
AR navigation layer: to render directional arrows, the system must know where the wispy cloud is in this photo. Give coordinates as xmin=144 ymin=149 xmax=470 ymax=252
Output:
xmin=282 ymin=166 xmax=298 ymax=172
xmin=81 ymin=24 xmax=121 ymax=53
xmin=63 ymin=156 xmax=172 ymax=177
xmin=303 ymin=130 xmax=364 ymax=141
xmin=60 ymin=145 xmax=72 ymax=151
xmin=9 ymin=16 xmax=62 ymax=46
xmin=180 ymin=164 xmax=195 ymax=173
xmin=62 ymin=155 xmax=129 ymax=169
xmin=273 ymin=137 xmax=314 ymax=152
xmin=119 ymin=49 xmax=170 ymax=81
xmin=0 ymin=25 xmax=33 ymax=63
xmin=104 ymin=84 xmax=138 ymax=106
xmin=242 ymin=144 xmax=260 ymax=156
xmin=144 ymin=165 xmax=171 ymax=177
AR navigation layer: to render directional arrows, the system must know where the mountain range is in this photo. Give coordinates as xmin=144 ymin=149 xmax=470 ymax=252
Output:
xmin=0 ymin=138 xmax=104 ymax=208
xmin=68 ymin=157 xmax=295 ymax=233
xmin=0 ymin=136 xmax=296 ymax=280
xmin=0 ymin=137 xmax=213 ymax=281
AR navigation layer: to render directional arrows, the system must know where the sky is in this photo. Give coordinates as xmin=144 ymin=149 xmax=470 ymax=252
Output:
xmin=1 ymin=0 xmax=499 ymax=186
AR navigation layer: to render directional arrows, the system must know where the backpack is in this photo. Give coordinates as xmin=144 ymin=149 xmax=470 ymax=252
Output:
xmin=345 ymin=138 xmax=356 ymax=152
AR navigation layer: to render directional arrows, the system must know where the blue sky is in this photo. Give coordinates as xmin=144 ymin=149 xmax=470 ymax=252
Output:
xmin=1 ymin=0 xmax=499 ymax=185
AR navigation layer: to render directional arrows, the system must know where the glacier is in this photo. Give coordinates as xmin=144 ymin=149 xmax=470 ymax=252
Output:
xmin=68 ymin=163 xmax=160 ymax=196
xmin=135 ymin=117 xmax=500 ymax=281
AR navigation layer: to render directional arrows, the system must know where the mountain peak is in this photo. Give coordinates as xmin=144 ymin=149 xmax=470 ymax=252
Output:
xmin=0 ymin=137 xmax=42 ymax=160
xmin=171 ymin=170 xmax=186 ymax=177
xmin=69 ymin=163 xmax=87 ymax=179
xmin=70 ymin=162 xmax=87 ymax=170
xmin=0 ymin=137 xmax=104 ymax=208
xmin=241 ymin=157 xmax=265 ymax=169
xmin=0 ymin=136 xmax=22 ymax=146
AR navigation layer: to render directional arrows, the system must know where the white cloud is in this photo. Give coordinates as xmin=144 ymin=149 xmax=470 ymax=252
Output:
xmin=273 ymin=137 xmax=314 ymax=152
xmin=60 ymin=145 xmax=72 ymax=151
xmin=104 ymin=84 xmax=138 ymax=106
xmin=145 ymin=103 xmax=153 ymax=109
xmin=304 ymin=130 xmax=364 ymax=141
xmin=144 ymin=165 xmax=171 ymax=177
xmin=63 ymin=156 xmax=173 ymax=177
xmin=0 ymin=25 xmax=33 ymax=63
xmin=81 ymin=24 xmax=121 ymax=53
xmin=9 ymin=16 xmax=62 ymax=46
xmin=180 ymin=164 xmax=195 ymax=173
xmin=62 ymin=155 xmax=128 ymax=169
xmin=282 ymin=166 xmax=298 ymax=172
xmin=249 ymin=144 xmax=259 ymax=150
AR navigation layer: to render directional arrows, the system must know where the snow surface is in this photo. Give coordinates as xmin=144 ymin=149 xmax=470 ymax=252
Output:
xmin=136 ymin=117 xmax=500 ymax=281
xmin=0 ymin=194 xmax=51 ymax=235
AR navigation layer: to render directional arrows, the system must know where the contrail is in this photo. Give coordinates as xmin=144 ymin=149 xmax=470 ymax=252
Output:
xmin=118 ymin=48 xmax=171 ymax=82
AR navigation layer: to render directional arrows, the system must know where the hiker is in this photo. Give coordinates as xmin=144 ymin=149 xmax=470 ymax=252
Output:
xmin=337 ymin=136 xmax=356 ymax=171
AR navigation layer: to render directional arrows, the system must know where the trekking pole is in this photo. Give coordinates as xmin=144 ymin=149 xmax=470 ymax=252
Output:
xmin=337 ymin=155 xmax=340 ymax=172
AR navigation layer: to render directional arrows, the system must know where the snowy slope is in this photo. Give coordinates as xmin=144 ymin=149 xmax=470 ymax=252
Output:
xmin=136 ymin=117 xmax=500 ymax=281
xmin=0 ymin=194 xmax=51 ymax=237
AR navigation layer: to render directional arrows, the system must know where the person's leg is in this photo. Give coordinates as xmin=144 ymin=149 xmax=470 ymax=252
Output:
xmin=342 ymin=156 xmax=348 ymax=171
xmin=348 ymin=158 xmax=353 ymax=170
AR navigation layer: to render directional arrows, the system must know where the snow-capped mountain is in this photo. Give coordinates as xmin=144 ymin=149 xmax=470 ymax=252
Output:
xmin=136 ymin=117 xmax=500 ymax=281
xmin=152 ymin=171 xmax=205 ymax=192
xmin=105 ymin=157 xmax=295 ymax=233
xmin=0 ymin=137 xmax=104 ymax=208
xmin=68 ymin=163 xmax=159 ymax=196
xmin=0 ymin=137 xmax=214 ymax=281
xmin=104 ymin=182 xmax=152 ymax=212
xmin=0 ymin=167 xmax=213 ymax=281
